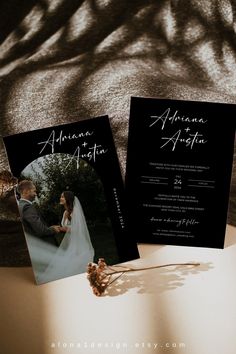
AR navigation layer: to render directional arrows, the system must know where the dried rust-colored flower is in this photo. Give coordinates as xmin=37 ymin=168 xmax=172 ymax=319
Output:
xmin=86 ymin=259 xmax=200 ymax=297
xmin=87 ymin=260 xmax=111 ymax=296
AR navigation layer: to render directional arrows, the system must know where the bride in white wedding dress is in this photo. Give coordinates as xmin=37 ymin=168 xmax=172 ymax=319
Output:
xmin=27 ymin=190 xmax=94 ymax=284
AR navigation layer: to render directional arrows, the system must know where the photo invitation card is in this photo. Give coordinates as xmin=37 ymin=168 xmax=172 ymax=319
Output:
xmin=3 ymin=116 xmax=139 ymax=284
xmin=126 ymin=97 xmax=235 ymax=248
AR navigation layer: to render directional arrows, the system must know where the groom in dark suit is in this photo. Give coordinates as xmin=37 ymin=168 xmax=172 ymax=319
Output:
xmin=18 ymin=180 xmax=60 ymax=246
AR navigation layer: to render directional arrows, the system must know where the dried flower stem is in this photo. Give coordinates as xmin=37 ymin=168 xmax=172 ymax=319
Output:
xmin=105 ymin=262 xmax=200 ymax=277
xmin=87 ymin=259 xmax=200 ymax=296
xmin=107 ymin=272 xmax=125 ymax=286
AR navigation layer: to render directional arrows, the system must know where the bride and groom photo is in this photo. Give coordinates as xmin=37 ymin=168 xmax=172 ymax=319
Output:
xmin=14 ymin=153 xmax=121 ymax=284
xmin=17 ymin=179 xmax=94 ymax=284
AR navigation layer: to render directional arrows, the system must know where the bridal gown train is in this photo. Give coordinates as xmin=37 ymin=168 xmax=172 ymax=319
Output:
xmin=26 ymin=197 xmax=94 ymax=284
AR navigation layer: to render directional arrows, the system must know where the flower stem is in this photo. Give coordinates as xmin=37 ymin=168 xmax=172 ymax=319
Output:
xmin=104 ymin=262 xmax=200 ymax=276
xmin=107 ymin=272 xmax=125 ymax=286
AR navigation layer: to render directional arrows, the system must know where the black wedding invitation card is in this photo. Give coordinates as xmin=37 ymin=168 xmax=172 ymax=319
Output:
xmin=3 ymin=116 xmax=139 ymax=284
xmin=126 ymin=97 xmax=235 ymax=248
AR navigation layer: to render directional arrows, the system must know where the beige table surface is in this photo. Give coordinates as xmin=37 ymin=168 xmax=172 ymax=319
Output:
xmin=0 ymin=225 xmax=236 ymax=354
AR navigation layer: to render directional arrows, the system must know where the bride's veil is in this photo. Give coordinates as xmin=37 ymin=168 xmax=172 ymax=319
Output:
xmin=26 ymin=196 xmax=94 ymax=284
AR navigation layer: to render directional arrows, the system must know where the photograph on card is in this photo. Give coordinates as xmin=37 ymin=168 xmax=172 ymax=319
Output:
xmin=3 ymin=116 xmax=139 ymax=284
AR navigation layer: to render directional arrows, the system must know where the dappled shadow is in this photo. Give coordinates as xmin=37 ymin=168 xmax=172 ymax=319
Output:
xmin=1 ymin=0 xmax=235 ymax=80
xmin=105 ymin=262 xmax=213 ymax=297
xmin=1 ymin=0 xmax=236 ymax=131
xmin=0 ymin=0 xmax=38 ymax=46
xmin=0 ymin=0 xmax=86 ymax=66
xmin=1 ymin=0 xmax=236 ymax=133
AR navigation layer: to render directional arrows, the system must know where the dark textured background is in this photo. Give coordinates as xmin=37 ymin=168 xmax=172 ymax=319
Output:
xmin=0 ymin=0 xmax=235 ymax=265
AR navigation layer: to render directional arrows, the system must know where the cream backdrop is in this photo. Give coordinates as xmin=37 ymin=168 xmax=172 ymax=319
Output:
xmin=0 ymin=225 xmax=236 ymax=354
